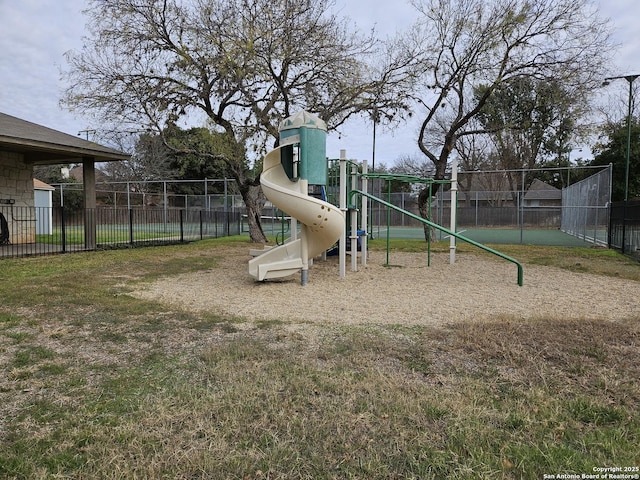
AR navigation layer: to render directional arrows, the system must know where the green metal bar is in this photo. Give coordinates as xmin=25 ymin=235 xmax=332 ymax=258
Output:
xmin=361 ymin=172 xmax=451 ymax=185
xmin=351 ymin=189 xmax=524 ymax=286
xmin=386 ymin=179 xmax=391 ymax=265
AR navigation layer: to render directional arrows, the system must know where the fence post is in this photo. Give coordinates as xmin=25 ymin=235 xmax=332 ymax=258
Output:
xmin=475 ymin=191 xmax=479 ymax=227
xmin=607 ymin=205 xmax=613 ymax=248
xmin=449 ymin=157 xmax=458 ymax=265
xmin=594 ymin=180 xmax=600 ymax=243
xmin=163 ymin=181 xmax=168 ymax=227
xmin=180 ymin=209 xmax=185 ymax=243
xmin=520 ymin=170 xmax=525 ymax=244
xmin=60 ymin=206 xmax=67 ymax=253
xmin=224 ymin=179 xmax=228 ymax=213
xmin=129 ymin=208 xmax=134 ymax=245
xmin=622 ymin=201 xmax=627 ymax=254
xmin=204 ymin=178 xmax=208 ymax=211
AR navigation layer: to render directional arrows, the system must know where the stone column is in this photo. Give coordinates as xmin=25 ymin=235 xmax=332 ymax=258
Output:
xmin=0 ymin=151 xmax=35 ymax=243
xmin=83 ymin=158 xmax=97 ymax=249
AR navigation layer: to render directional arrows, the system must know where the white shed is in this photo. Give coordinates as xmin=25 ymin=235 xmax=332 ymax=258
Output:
xmin=34 ymin=179 xmax=55 ymax=235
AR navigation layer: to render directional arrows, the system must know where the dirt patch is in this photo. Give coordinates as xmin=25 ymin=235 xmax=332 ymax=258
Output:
xmin=131 ymin=245 xmax=640 ymax=325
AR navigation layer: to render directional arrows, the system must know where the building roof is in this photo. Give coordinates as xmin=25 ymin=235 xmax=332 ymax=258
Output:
xmin=523 ymin=179 xmax=561 ymax=200
xmin=33 ymin=179 xmax=55 ymax=191
xmin=441 ymin=177 xmax=561 ymax=202
xmin=0 ymin=112 xmax=129 ymax=164
xmin=67 ymin=165 xmax=109 ymax=183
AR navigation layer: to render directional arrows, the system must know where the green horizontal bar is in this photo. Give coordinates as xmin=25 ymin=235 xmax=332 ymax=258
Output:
xmin=351 ymin=189 xmax=523 ymax=286
xmin=360 ymin=172 xmax=450 ymax=184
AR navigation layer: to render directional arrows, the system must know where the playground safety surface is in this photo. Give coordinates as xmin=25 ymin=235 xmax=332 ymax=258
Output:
xmin=131 ymin=244 xmax=640 ymax=327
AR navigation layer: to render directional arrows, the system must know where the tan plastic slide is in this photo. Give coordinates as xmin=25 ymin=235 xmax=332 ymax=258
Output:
xmin=248 ymin=146 xmax=344 ymax=281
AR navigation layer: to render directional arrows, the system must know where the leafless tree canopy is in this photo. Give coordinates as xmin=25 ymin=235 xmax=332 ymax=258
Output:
xmin=61 ymin=0 xmax=616 ymax=242
xmin=63 ymin=0 xmax=401 ymax=145
xmin=388 ymin=0 xmax=615 ymax=230
xmin=62 ymin=0 xmax=411 ymax=242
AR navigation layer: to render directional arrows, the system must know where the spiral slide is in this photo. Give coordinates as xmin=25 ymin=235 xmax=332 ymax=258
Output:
xmin=248 ymin=146 xmax=344 ymax=281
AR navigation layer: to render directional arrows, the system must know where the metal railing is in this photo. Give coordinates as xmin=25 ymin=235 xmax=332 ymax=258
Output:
xmin=609 ymin=200 xmax=640 ymax=259
xmin=351 ymin=189 xmax=524 ymax=286
xmin=0 ymin=206 xmax=242 ymax=258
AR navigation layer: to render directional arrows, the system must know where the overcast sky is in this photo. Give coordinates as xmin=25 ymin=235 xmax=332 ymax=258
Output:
xmin=1 ymin=0 xmax=638 ymax=166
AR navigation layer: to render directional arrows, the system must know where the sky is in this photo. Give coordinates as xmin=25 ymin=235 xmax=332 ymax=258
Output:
xmin=1 ymin=0 xmax=639 ymax=167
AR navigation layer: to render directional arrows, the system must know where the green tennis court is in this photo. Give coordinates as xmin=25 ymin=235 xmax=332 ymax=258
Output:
xmin=370 ymin=226 xmax=607 ymax=247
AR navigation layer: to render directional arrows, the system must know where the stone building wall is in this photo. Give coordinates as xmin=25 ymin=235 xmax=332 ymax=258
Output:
xmin=0 ymin=150 xmax=35 ymax=244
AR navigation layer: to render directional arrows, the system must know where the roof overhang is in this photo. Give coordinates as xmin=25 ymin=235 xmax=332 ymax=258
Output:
xmin=0 ymin=135 xmax=129 ymax=164
xmin=0 ymin=112 xmax=129 ymax=165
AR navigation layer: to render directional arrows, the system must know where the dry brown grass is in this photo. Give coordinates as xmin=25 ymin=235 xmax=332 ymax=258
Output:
xmin=1 ymin=238 xmax=639 ymax=479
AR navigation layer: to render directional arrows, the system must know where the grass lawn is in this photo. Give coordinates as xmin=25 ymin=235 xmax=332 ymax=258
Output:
xmin=0 ymin=237 xmax=638 ymax=479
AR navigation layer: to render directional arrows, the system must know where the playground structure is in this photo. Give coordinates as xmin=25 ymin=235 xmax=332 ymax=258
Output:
xmin=248 ymin=112 xmax=344 ymax=284
xmin=249 ymin=111 xmax=523 ymax=286
xmin=340 ymin=158 xmax=523 ymax=286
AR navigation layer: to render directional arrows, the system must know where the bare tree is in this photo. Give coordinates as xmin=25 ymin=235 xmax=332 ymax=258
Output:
xmin=62 ymin=0 xmax=405 ymax=242
xmin=599 ymin=82 xmax=640 ymax=127
xmin=454 ymin=126 xmax=491 ymax=206
xmin=100 ymin=133 xmax=175 ymax=183
xmin=393 ymin=0 xmax=614 ymax=235
xmin=391 ymin=154 xmax=435 ymax=178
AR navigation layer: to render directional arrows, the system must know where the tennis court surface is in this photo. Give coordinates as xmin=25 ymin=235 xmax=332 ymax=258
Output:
xmin=371 ymin=226 xmax=605 ymax=247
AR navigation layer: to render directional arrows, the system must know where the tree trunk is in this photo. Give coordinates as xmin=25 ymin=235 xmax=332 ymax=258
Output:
xmin=417 ymin=149 xmax=450 ymax=241
xmin=239 ymin=182 xmax=268 ymax=243
xmin=417 ymin=184 xmax=436 ymax=241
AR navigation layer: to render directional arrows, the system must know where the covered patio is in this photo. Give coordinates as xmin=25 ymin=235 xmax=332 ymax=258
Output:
xmin=0 ymin=112 xmax=129 ymax=250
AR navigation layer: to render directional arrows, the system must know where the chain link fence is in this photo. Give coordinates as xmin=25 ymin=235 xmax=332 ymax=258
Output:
xmin=11 ymin=167 xmax=614 ymax=258
xmin=51 ymin=178 xmax=243 ymax=211
xmin=560 ymin=165 xmax=612 ymax=245
xmin=357 ymin=166 xmax=612 ymax=245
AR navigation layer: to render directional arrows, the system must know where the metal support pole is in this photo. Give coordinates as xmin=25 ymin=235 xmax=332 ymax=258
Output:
xmin=475 ymin=191 xmax=479 ymax=227
xmin=204 ymin=178 xmax=209 ymax=211
xmin=361 ymin=160 xmax=368 ymax=268
xmin=625 ymin=77 xmax=634 ymax=202
xmin=428 ymin=183 xmax=432 ymax=266
xmin=163 ymin=181 xmax=168 ymax=227
xmin=603 ymin=74 xmax=639 ymax=251
xmin=449 ymin=157 xmax=458 ymax=265
xmin=339 ymin=150 xmax=347 ymax=278
xmin=386 ymin=179 xmax=391 ymax=266
xmin=224 ymin=178 xmax=228 ymax=213
xmin=300 ymin=178 xmax=309 ymax=286
xmin=594 ymin=177 xmax=600 ymax=244
xmin=350 ymin=162 xmax=358 ymax=272
xmin=520 ymin=171 xmax=525 ymax=244
xmin=623 ymin=78 xmax=634 ymax=253
xmin=291 ymin=148 xmax=299 ymax=242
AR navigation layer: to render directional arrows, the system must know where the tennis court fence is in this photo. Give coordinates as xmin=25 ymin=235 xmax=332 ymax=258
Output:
xmin=360 ymin=165 xmax=614 ymax=247
xmin=4 ymin=166 xmax=633 ymax=258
